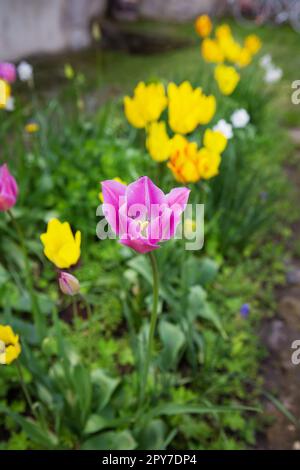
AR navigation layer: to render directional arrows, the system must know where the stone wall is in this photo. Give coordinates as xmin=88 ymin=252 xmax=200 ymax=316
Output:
xmin=0 ymin=0 xmax=222 ymax=61
xmin=0 ymin=0 xmax=106 ymax=61
xmin=139 ymin=0 xmax=220 ymax=21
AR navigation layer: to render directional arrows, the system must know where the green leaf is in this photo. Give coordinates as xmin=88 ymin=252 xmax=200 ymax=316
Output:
xmin=138 ymin=419 xmax=167 ymax=450
xmin=183 ymin=257 xmax=219 ymax=287
xmin=72 ymin=364 xmax=92 ymax=421
xmin=146 ymin=403 xmax=260 ymax=421
xmin=82 ymin=430 xmax=137 ymax=450
xmin=188 ymin=286 xmax=227 ymax=339
xmin=91 ymin=369 xmax=119 ymax=411
xmin=158 ymin=320 xmax=185 ymax=370
xmin=10 ymin=414 xmax=58 ymax=449
xmin=0 ymin=264 xmax=9 ymax=286
xmin=84 ymin=414 xmax=108 ymax=434
xmin=197 ymin=258 xmax=219 ymax=286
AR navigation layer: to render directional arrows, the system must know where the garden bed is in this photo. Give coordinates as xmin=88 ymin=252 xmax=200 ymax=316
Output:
xmin=0 ymin=18 xmax=299 ymax=450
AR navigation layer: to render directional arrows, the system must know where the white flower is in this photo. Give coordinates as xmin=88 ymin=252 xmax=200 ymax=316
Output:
xmin=17 ymin=61 xmax=33 ymax=82
xmin=231 ymin=109 xmax=250 ymax=128
xmin=264 ymin=66 xmax=283 ymax=84
xmin=259 ymin=54 xmax=272 ymax=69
xmin=5 ymin=97 xmax=15 ymax=112
xmin=213 ymin=119 xmax=233 ymax=139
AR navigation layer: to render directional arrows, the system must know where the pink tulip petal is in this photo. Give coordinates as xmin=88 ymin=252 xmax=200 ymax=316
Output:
xmin=101 ymin=180 xmax=126 ymax=234
xmin=166 ymin=187 xmax=190 ymax=237
xmin=0 ymin=164 xmax=18 ymax=212
xmin=119 ymin=238 xmax=159 ymax=254
xmin=0 ymin=62 xmax=16 ymax=83
xmin=126 ymin=176 xmax=166 ymax=215
xmin=100 ymin=176 xmax=190 ymax=254
xmin=166 ymin=187 xmax=190 ymax=211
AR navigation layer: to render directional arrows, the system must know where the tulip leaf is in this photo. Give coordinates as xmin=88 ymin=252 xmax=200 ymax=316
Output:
xmin=145 ymin=403 xmax=260 ymax=421
xmin=84 ymin=414 xmax=108 ymax=434
xmin=188 ymin=285 xmax=227 ymax=339
xmin=137 ymin=419 xmax=167 ymax=450
xmin=7 ymin=413 xmax=58 ymax=449
xmin=0 ymin=263 xmax=9 ymax=286
xmin=91 ymin=369 xmax=119 ymax=411
xmin=183 ymin=256 xmax=219 ymax=287
xmin=158 ymin=320 xmax=185 ymax=370
xmin=81 ymin=430 xmax=137 ymax=450
xmin=197 ymin=257 xmax=219 ymax=286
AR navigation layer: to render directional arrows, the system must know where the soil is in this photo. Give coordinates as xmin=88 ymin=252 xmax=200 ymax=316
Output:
xmin=258 ymin=130 xmax=300 ymax=450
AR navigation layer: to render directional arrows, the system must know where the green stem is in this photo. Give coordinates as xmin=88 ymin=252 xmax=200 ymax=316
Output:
xmin=80 ymin=294 xmax=93 ymax=363
xmin=7 ymin=210 xmax=45 ymax=341
xmin=16 ymin=360 xmax=38 ymax=421
xmin=139 ymin=251 xmax=160 ymax=406
xmin=72 ymin=296 xmax=79 ymax=321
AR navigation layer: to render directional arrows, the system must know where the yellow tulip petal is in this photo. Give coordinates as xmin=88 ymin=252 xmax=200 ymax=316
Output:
xmin=5 ymin=343 xmax=21 ymax=365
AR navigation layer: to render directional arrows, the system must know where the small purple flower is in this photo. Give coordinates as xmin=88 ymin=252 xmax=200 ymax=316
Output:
xmin=240 ymin=303 xmax=250 ymax=318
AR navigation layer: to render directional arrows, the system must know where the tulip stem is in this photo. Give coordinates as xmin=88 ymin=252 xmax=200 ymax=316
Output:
xmin=16 ymin=360 xmax=38 ymax=421
xmin=140 ymin=251 xmax=160 ymax=406
xmin=7 ymin=210 xmax=45 ymax=341
xmin=80 ymin=294 xmax=93 ymax=363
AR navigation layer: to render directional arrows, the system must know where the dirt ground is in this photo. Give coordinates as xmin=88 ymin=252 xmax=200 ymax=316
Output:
xmin=259 ymin=129 xmax=300 ymax=450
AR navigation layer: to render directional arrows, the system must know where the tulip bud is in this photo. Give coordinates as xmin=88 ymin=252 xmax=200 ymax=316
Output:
xmin=0 ymin=164 xmax=19 ymax=212
xmin=0 ymin=62 xmax=16 ymax=83
xmin=64 ymin=63 xmax=75 ymax=80
xmin=58 ymin=272 xmax=80 ymax=296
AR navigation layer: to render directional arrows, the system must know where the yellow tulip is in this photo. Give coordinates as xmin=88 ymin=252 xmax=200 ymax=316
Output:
xmin=168 ymin=81 xmax=215 ymax=134
xmin=198 ymin=94 xmax=216 ymax=125
xmin=40 ymin=218 xmax=81 ymax=269
xmin=214 ymin=64 xmax=240 ymax=96
xmin=236 ymin=48 xmax=252 ymax=68
xmin=198 ymin=148 xmax=221 ymax=180
xmin=218 ymin=36 xmax=242 ymax=63
xmin=203 ymin=129 xmax=227 ymax=154
xmin=0 ymin=325 xmax=21 ymax=365
xmin=201 ymin=38 xmax=224 ymax=64
xmin=195 ymin=15 xmax=212 ymax=38
xmin=146 ymin=121 xmax=172 ymax=162
xmin=215 ymin=24 xmax=232 ymax=40
xmin=124 ymin=82 xmax=167 ymax=129
xmin=244 ymin=34 xmax=262 ymax=55
xmin=167 ymin=135 xmax=201 ymax=183
xmin=0 ymin=79 xmax=11 ymax=109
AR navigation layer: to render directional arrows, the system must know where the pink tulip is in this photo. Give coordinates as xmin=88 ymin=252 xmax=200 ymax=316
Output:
xmin=59 ymin=272 xmax=80 ymax=296
xmin=101 ymin=176 xmax=190 ymax=254
xmin=0 ymin=63 xmax=16 ymax=83
xmin=0 ymin=164 xmax=18 ymax=211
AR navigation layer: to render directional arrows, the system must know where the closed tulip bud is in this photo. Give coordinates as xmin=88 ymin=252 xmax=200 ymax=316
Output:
xmin=59 ymin=272 xmax=80 ymax=296
xmin=0 ymin=62 xmax=17 ymax=83
xmin=0 ymin=164 xmax=19 ymax=212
